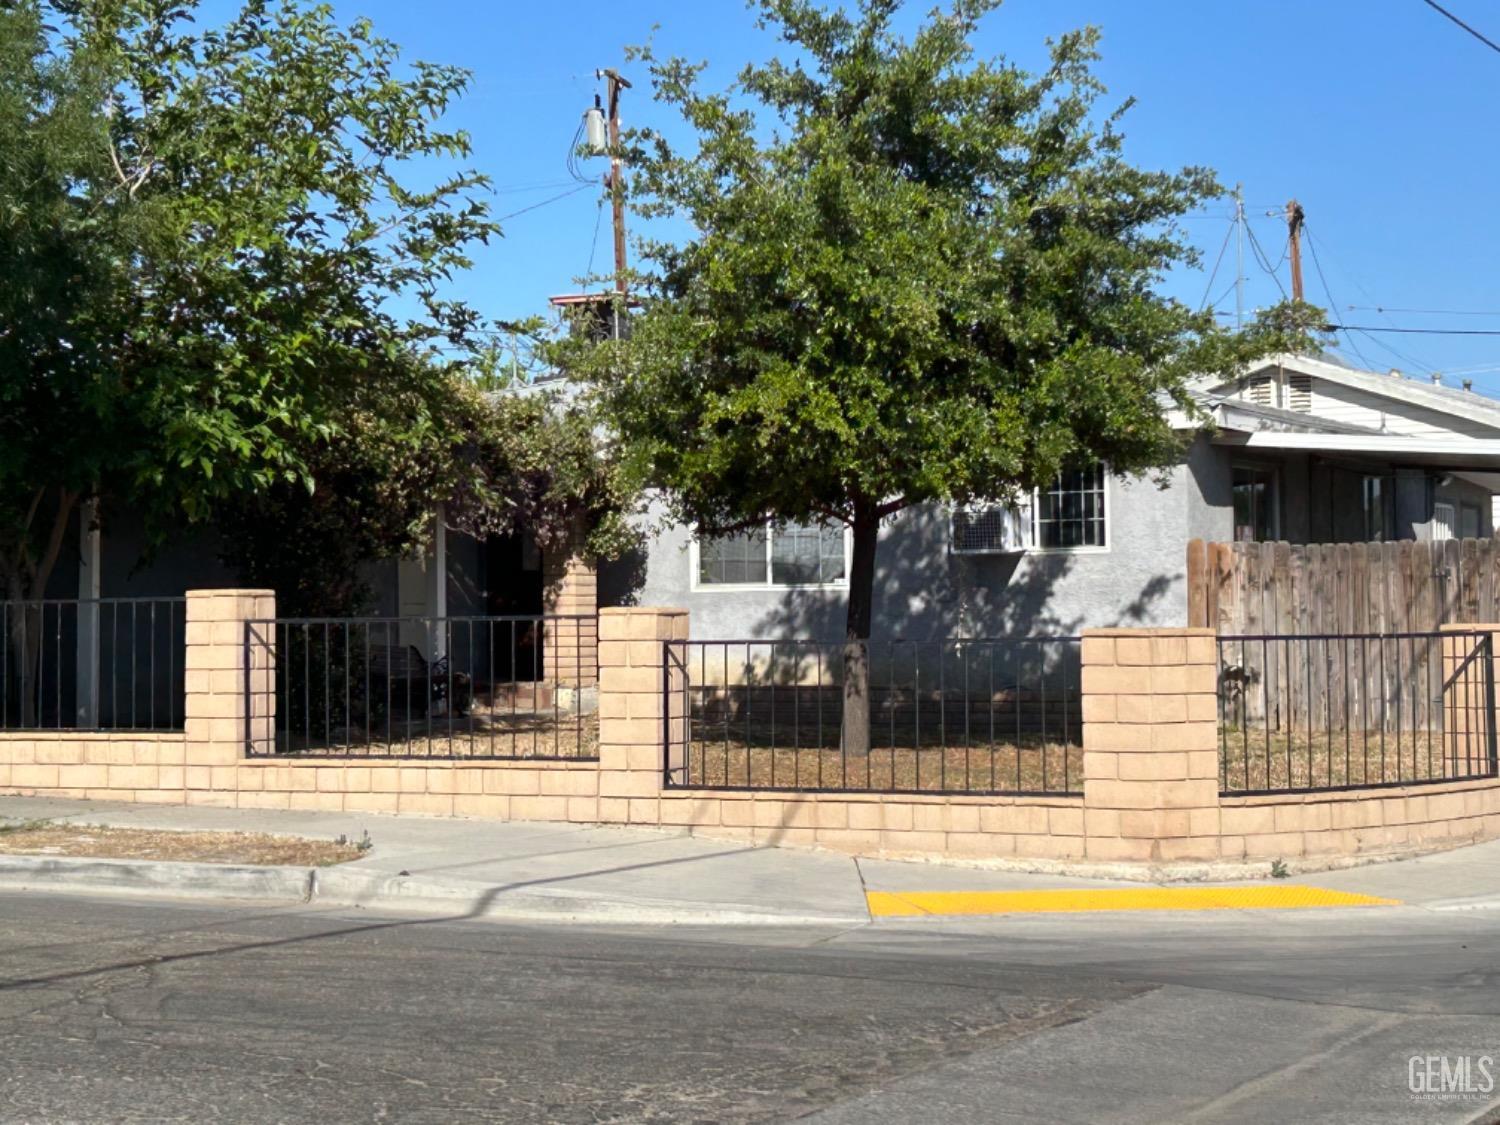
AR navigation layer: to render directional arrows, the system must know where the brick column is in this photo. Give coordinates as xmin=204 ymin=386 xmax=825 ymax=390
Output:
xmin=184 ymin=589 xmax=275 ymax=806
xmin=596 ymin=607 xmax=687 ymax=825
xmin=543 ymin=521 xmax=598 ymax=688
xmin=1081 ymin=628 xmax=1222 ymax=863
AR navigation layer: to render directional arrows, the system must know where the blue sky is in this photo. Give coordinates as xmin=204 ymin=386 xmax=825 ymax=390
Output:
xmin=216 ymin=0 xmax=1500 ymax=388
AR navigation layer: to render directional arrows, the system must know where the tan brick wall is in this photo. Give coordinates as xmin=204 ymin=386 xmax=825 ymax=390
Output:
xmin=3 ymin=600 xmax=1500 ymax=869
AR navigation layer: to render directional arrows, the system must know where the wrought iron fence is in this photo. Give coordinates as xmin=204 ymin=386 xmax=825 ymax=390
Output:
xmin=664 ymin=638 xmax=1082 ymax=796
xmin=245 ymin=614 xmax=598 ymax=759
xmin=0 ymin=598 xmax=187 ymax=731
xmin=1217 ymin=630 xmax=1499 ymax=795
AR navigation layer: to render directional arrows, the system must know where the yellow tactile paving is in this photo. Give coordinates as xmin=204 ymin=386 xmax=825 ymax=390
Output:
xmin=865 ymin=885 xmax=1401 ymax=917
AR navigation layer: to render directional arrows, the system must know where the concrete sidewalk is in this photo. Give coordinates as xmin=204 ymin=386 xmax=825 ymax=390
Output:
xmin=1 ymin=795 xmax=1496 ymax=924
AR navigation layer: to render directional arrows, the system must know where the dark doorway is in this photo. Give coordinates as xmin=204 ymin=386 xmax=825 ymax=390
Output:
xmin=485 ymin=532 xmax=545 ymax=682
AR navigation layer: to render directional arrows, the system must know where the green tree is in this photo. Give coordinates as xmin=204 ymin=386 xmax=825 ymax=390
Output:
xmin=217 ymin=364 xmax=639 ymax=616
xmin=1 ymin=0 xmax=500 ymax=588
xmin=572 ymin=0 xmax=1315 ymax=752
xmin=0 ymin=0 xmax=500 ymax=717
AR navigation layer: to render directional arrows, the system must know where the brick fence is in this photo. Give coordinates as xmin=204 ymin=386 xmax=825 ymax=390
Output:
xmin=1 ymin=591 xmax=1497 ymax=871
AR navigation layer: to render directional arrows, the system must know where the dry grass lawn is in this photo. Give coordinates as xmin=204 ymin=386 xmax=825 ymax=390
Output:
xmin=0 ymin=822 xmax=364 ymax=866
xmin=274 ymin=713 xmax=599 ymax=760
xmin=1218 ymin=727 xmax=1497 ymax=792
xmin=680 ymin=738 xmax=1083 ymax=794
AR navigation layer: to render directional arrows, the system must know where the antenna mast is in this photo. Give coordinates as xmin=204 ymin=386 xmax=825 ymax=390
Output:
xmin=1234 ymin=183 xmax=1245 ymax=329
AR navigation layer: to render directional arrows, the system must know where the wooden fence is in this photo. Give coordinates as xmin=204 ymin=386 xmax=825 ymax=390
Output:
xmin=1187 ymin=537 xmax=1500 ymax=635
xmin=1188 ymin=538 xmax=1500 ymax=739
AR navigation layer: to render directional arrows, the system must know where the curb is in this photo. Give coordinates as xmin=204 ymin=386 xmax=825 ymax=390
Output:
xmin=0 ymin=855 xmax=864 ymax=928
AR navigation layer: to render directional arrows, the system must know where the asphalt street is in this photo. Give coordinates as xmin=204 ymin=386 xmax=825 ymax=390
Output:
xmin=0 ymin=890 xmax=1497 ymax=1123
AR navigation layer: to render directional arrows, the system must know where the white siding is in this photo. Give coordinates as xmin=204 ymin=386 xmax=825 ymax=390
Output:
xmin=1221 ymin=371 xmax=1500 ymax=438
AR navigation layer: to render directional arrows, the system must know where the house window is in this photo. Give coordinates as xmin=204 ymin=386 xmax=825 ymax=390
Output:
xmin=1232 ymin=465 xmax=1279 ymax=542
xmin=1461 ymin=503 xmax=1484 ymax=540
xmin=951 ymin=465 xmax=1110 ymax=554
xmin=1034 ymin=465 xmax=1108 ymax=550
xmin=695 ymin=522 xmax=847 ymax=588
xmin=1362 ymin=475 xmax=1393 ymax=541
xmin=1244 ymin=376 xmax=1273 ymax=406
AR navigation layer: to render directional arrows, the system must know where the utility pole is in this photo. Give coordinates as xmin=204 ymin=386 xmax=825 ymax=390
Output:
xmin=1285 ymin=198 xmax=1305 ymax=302
xmin=1233 ymin=183 xmax=1245 ymax=329
xmin=598 ymin=68 xmax=631 ymax=297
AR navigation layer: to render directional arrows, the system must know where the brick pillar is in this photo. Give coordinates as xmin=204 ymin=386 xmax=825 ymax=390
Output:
xmin=596 ymin=607 xmax=687 ymax=825
xmin=543 ymin=521 xmax=598 ymax=688
xmin=184 ymin=589 xmax=275 ymax=805
xmin=1081 ymin=628 xmax=1222 ymax=863
xmin=1440 ymin=624 xmax=1500 ymax=778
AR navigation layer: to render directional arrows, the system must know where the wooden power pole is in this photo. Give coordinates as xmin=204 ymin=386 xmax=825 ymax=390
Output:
xmin=599 ymin=68 xmax=631 ymax=296
xmin=1285 ymin=199 xmax=1306 ymax=302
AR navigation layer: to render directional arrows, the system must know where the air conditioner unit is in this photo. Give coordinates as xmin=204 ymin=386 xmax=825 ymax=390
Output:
xmin=952 ymin=503 xmax=1030 ymax=554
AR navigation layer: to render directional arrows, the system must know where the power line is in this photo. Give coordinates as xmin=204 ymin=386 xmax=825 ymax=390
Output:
xmin=1302 ymin=227 xmax=1435 ymax=373
xmin=1345 ymin=326 xmax=1437 ymax=377
xmin=1243 ymin=222 xmax=1288 ymax=299
xmin=1330 ymin=323 xmax=1500 ymax=336
xmin=494 ymin=179 xmax=585 ymax=195
xmin=585 ymin=197 xmax=605 ymax=286
xmin=1302 ymin=223 xmax=1377 ymax=370
xmin=1347 ymin=304 xmax=1500 ymax=317
xmin=1419 ymin=0 xmax=1500 ymax=55
xmin=1197 ymin=220 xmax=1234 ymax=312
xmin=496 ymin=182 xmax=595 ymax=223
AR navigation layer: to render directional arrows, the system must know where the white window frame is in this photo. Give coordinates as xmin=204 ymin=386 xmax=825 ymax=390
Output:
xmin=689 ymin=522 xmax=853 ymax=592
xmin=951 ymin=468 xmax=1111 ymax=556
xmin=1027 ymin=466 xmax=1111 ymax=555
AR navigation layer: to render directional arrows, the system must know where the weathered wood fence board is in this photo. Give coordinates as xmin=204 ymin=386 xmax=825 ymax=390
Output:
xmin=1188 ymin=538 xmax=1498 ymax=635
xmin=1190 ymin=538 xmax=1499 ymax=736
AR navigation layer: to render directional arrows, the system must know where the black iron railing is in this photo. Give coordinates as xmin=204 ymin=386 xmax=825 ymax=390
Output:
xmin=1217 ymin=630 xmax=1499 ymax=795
xmin=0 ymin=598 xmax=187 ymax=731
xmin=245 ymin=615 xmax=598 ymax=759
xmin=664 ymin=638 xmax=1082 ymax=796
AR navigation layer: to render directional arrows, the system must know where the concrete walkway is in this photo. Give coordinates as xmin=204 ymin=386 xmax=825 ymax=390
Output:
xmin=1 ymin=795 xmax=1497 ymax=924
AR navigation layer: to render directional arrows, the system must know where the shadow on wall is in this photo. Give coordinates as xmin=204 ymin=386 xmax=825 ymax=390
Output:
xmin=748 ymin=505 xmax=1179 ymax=641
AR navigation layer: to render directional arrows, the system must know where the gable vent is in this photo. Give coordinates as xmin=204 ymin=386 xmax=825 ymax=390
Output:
xmin=952 ymin=504 xmax=1029 ymax=554
xmin=1244 ymin=376 xmax=1273 ymax=407
xmin=1287 ymin=373 xmax=1312 ymax=412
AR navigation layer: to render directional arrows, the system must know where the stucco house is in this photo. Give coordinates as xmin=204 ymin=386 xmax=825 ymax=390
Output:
xmin=29 ymin=352 xmax=1500 ymax=689
xmin=613 ymin=353 xmax=1500 ymax=642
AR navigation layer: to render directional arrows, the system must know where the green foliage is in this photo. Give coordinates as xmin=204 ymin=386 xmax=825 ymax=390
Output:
xmin=566 ymin=0 xmax=1319 ymax=641
xmin=218 ymin=368 xmax=640 ymax=616
xmin=0 ymin=0 xmax=498 ymax=600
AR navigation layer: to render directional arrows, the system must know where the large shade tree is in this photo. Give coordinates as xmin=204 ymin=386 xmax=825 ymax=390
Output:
xmin=1 ymin=0 xmax=497 ymax=592
xmin=573 ymin=0 xmax=1316 ymax=752
xmin=1 ymin=0 xmax=640 ymax=716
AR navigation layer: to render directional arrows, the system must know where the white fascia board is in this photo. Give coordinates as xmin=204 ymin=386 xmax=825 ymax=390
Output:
xmin=1218 ymin=432 xmax=1500 ymax=456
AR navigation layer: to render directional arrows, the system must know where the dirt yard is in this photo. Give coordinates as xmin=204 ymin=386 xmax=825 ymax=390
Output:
xmin=0 ymin=822 xmax=366 ymax=866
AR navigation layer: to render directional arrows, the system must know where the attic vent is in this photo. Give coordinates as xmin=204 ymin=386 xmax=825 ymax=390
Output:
xmin=952 ymin=504 xmax=1029 ymax=554
xmin=1245 ymin=376 xmax=1273 ymax=407
xmin=1287 ymin=373 xmax=1312 ymax=412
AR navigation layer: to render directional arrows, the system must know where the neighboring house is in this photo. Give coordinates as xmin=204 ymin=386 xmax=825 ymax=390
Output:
xmin=617 ymin=353 xmax=1500 ymax=641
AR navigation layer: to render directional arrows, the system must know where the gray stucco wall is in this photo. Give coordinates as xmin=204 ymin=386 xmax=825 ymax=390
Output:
xmin=616 ymin=470 xmax=1193 ymax=641
xmin=1186 ymin=436 xmax=1232 ymax=543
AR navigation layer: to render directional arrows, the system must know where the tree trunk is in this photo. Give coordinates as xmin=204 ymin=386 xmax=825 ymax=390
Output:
xmin=841 ymin=507 xmax=880 ymax=758
xmin=3 ymin=487 xmax=78 ymax=728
